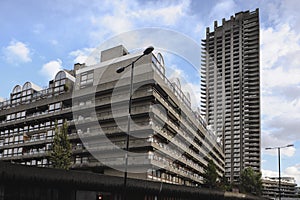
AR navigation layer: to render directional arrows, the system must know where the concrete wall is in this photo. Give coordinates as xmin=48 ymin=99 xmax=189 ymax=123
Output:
xmin=0 ymin=161 xmax=264 ymax=200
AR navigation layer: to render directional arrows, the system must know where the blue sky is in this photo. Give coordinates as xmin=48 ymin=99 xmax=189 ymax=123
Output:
xmin=1 ymin=0 xmax=300 ymax=184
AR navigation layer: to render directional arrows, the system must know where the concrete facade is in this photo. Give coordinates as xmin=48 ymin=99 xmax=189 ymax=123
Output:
xmin=262 ymin=177 xmax=298 ymax=200
xmin=0 ymin=45 xmax=224 ymax=186
xmin=200 ymin=9 xmax=260 ymax=182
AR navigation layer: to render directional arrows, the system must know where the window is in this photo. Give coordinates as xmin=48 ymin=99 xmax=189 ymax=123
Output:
xmin=75 ymin=156 xmax=81 ymax=164
xmin=14 ymin=135 xmax=19 ymax=142
xmin=49 ymin=102 xmax=61 ymax=112
xmin=54 ymin=71 xmax=67 ymax=93
xmin=12 ymin=85 xmax=22 ymax=94
xmin=82 ymin=157 xmax=88 ymax=163
xmin=9 ymin=137 xmax=13 ymax=143
xmin=21 ymin=83 xmax=32 ymax=102
xmin=23 ymin=82 xmax=31 ymax=90
xmin=21 ymin=111 xmax=26 ymax=118
xmin=31 ymin=160 xmax=36 ymax=165
xmin=80 ymin=70 xmax=94 ymax=88
xmin=42 ymin=159 xmax=48 ymax=165
xmin=13 ymin=148 xmax=18 ymax=154
xmin=11 ymin=85 xmax=22 ymax=105
xmin=55 ymin=102 xmax=61 ymax=109
xmin=45 ymin=122 xmax=51 ymax=127
xmin=46 ymin=143 xmax=52 ymax=150
xmin=49 ymin=104 xmax=54 ymax=111
xmin=156 ymin=170 xmax=161 ymax=178
xmin=47 ymin=130 xmax=54 ymax=138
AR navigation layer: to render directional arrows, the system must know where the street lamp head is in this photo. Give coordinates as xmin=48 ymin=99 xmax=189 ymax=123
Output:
xmin=143 ymin=46 xmax=154 ymax=55
xmin=116 ymin=46 xmax=154 ymax=74
xmin=265 ymin=144 xmax=294 ymax=150
xmin=116 ymin=67 xmax=125 ymax=73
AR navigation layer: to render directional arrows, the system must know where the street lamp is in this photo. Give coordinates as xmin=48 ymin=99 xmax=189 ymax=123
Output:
xmin=116 ymin=46 xmax=154 ymax=200
xmin=265 ymin=144 xmax=294 ymax=200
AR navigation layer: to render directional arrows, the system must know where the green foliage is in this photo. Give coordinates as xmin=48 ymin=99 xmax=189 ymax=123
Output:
xmin=239 ymin=167 xmax=262 ymax=195
xmin=203 ymin=160 xmax=219 ymax=189
xmin=218 ymin=175 xmax=231 ymax=191
xmin=49 ymin=120 xmax=72 ymax=170
xmin=64 ymin=82 xmax=70 ymax=92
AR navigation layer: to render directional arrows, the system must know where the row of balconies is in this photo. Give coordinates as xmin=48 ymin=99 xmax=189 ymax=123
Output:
xmin=0 ymin=107 xmax=73 ymax=131
xmin=155 ymin=102 xmax=217 ymax=149
xmin=152 ymin=106 xmax=224 ymax=169
xmin=151 ymin=141 xmax=205 ymax=176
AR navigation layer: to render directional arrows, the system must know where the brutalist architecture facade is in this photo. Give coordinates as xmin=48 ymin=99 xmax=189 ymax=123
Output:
xmin=200 ymin=9 xmax=260 ymax=182
xmin=0 ymin=45 xmax=224 ymax=186
xmin=262 ymin=177 xmax=298 ymax=199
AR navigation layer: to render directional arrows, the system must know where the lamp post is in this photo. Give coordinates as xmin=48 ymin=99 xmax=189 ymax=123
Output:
xmin=265 ymin=144 xmax=294 ymax=200
xmin=116 ymin=46 xmax=154 ymax=200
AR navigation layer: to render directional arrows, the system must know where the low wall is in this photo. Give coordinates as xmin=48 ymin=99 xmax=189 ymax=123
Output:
xmin=0 ymin=162 xmax=264 ymax=200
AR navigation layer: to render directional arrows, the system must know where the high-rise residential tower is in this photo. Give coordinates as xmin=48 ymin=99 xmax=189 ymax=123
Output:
xmin=200 ymin=9 xmax=260 ymax=182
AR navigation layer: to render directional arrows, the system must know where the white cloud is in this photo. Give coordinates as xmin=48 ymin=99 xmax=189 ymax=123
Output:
xmin=209 ymin=0 xmax=237 ymax=24
xmin=262 ymin=165 xmax=300 ymax=185
xmin=261 ymin=24 xmax=300 ymax=69
xmin=260 ymin=7 xmax=300 ymax=159
xmin=182 ymin=82 xmax=201 ymax=110
xmin=69 ymin=48 xmax=96 ymax=64
xmin=262 ymin=137 xmax=296 ymax=157
xmin=132 ymin=1 xmax=190 ymax=26
xmin=40 ymin=59 xmax=63 ymax=80
xmin=284 ymin=164 xmax=300 ymax=185
xmin=3 ymin=40 xmax=32 ymax=63
xmin=261 ymin=93 xmax=300 ymax=153
xmin=89 ymin=0 xmax=193 ymax=43
xmin=262 ymin=93 xmax=300 ymax=119
xmin=168 ymin=66 xmax=184 ymax=80
xmin=50 ymin=39 xmax=58 ymax=46
xmin=194 ymin=23 xmax=204 ymax=33
xmin=256 ymin=1 xmax=300 ymax=179
xmin=262 ymin=169 xmax=279 ymax=178
xmin=267 ymin=0 xmax=300 ymax=33
xmin=167 ymin=64 xmax=201 ymax=110
xmin=95 ymin=15 xmax=133 ymax=36
xmin=262 ymin=66 xmax=300 ymax=90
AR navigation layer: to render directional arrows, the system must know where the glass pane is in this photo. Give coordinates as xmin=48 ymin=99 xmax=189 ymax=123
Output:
xmin=81 ymin=74 xmax=87 ymax=81
xmin=87 ymin=73 xmax=93 ymax=79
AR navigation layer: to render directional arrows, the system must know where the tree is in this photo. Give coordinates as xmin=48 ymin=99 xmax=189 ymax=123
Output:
xmin=240 ymin=167 xmax=262 ymax=195
xmin=203 ymin=159 xmax=218 ymax=189
xmin=218 ymin=175 xmax=231 ymax=191
xmin=49 ymin=120 xmax=72 ymax=170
